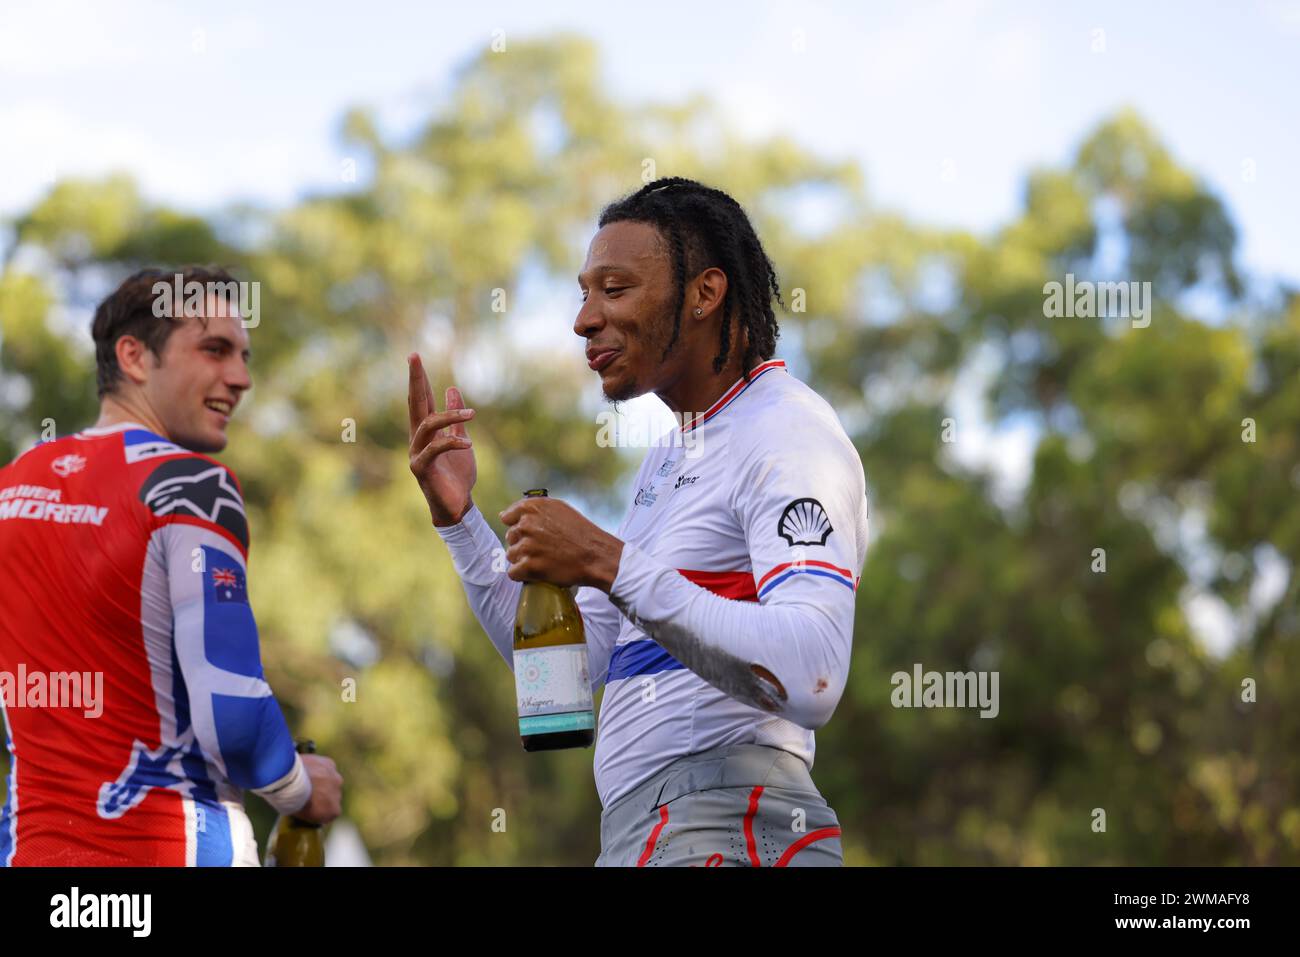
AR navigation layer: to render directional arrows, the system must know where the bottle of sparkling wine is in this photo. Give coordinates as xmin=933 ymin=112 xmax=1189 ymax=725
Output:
xmin=264 ymin=740 xmax=325 ymax=867
xmin=513 ymin=489 xmax=595 ymax=751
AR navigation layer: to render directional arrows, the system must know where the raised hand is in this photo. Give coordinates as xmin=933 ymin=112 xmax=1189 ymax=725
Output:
xmin=407 ymin=352 xmax=477 ymax=526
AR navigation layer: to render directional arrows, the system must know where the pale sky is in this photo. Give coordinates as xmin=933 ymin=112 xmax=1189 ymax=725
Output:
xmin=2 ymin=0 xmax=1297 ymax=280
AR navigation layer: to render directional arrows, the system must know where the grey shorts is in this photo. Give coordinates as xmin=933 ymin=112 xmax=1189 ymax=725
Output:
xmin=595 ymin=743 xmax=842 ymax=867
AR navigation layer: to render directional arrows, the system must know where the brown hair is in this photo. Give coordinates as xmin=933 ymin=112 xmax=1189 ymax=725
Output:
xmin=92 ymin=266 xmax=238 ymax=398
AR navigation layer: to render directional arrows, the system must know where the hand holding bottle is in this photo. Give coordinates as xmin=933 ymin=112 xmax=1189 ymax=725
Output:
xmin=512 ymin=490 xmax=596 ymax=752
xmin=500 ymin=493 xmax=624 ymax=592
xmin=265 ymin=742 xmax=341 ymax=867
xmin=294 ymin=753 xmax=344 ymax=825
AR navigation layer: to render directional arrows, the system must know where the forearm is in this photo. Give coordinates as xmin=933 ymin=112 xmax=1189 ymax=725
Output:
xmin=434 ymin=503 xmax=521 ymax=670
xmin=608 ymin=543 xmax=850 ymax=729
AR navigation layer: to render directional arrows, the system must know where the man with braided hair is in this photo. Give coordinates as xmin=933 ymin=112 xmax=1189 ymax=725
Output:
xmin=409 ymin=178 xmax=868 ymax=866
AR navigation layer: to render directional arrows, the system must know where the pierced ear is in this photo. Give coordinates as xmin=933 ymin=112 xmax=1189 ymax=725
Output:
xmin=693 ymin=266 xmax=729 ymax=319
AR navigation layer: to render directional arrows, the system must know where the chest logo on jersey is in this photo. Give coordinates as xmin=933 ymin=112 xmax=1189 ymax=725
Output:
xmin=778 ymin=497 xmax=833 ymax=547
xmin=634 ymin=485 xmax=658 ymax=508
xmin=674 ymin=474 xmax=699 ymax=489
xmin=50 ymin=454 xmax=86 ymax=477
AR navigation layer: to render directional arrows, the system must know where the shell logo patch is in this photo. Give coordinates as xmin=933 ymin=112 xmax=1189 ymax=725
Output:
xmin=777 ymin=497 xmax=833 ymax=547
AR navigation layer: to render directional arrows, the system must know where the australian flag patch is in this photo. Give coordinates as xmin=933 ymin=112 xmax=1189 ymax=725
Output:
xmin=210 ymin=563 xmax=248 ymax=604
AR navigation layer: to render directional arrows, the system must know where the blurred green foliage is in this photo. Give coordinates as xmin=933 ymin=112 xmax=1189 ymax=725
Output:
xmin=1 ymin=37 xmax=1296 ymax=864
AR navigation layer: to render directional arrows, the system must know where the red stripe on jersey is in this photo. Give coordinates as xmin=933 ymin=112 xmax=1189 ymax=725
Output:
xmin=680 ymin=360 xmax=786 ymax=432
xmin=755 ymin=558 xmax=856 ymax=593
xmin=155 ymin=513 xmax=248 ymax=560
xmin=677 ymin=569 xmax=758 ymax=602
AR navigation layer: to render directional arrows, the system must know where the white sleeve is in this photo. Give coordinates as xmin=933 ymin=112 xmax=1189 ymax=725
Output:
xmin=435 ymin=504 xmax=622 ymax=691
xmin=573 ymin=585 xmax=621 ymax=693
xmin=608 ymin=426 xmax=868 ymax=730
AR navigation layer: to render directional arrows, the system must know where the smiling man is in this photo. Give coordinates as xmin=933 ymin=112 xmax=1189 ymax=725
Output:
xmin=0 ymin=267 xmax=342 ymax=865
xmin=410 ymin=178 xmax=869 ymax=866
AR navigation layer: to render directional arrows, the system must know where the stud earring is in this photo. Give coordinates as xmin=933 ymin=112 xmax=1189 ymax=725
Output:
xmin=694 ymin=307 xmax=703 ymax=316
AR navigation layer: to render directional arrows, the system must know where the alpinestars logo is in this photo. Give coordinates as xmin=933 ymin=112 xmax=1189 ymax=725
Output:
xmin=140 ymin=457 xmax=249 ymax=549
xmin=97 ymin=736 xmax=192 ymax=820
xmin=777 ymin=498 xmax=833 ymax=547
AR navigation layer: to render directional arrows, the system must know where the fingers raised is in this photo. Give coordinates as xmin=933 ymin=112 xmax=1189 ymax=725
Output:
xmin=409 ymin=409 xmax=475 ymax=453
xmin=407 ymin=353 xmax=436 ymax=436
xmin=410 ymin=432 xmax=472 ymax=475
xmin=445 ymin=386 xmax=468 ymax=438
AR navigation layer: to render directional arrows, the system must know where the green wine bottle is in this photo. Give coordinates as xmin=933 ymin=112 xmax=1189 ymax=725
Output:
xmin=514 ymin=489 xmax=595 ymax=751
xmin=264 ymin=740 xmax=325 ymax=867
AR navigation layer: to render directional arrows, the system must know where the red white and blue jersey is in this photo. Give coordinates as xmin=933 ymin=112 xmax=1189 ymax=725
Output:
xmin=595 ymin=360 xmax=868 ymax=805
xmin=0 ymin=422 xmax=308 ymax=866
xmin=438 ymin=360 xmax=869 ymax=808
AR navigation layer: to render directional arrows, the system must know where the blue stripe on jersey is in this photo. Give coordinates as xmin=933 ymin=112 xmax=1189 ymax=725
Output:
xmin=181 ymin=746 xmax=232 ymax=866
xmin=0 ymin=703 xmax=15 ymax=866
xmin=194 ymin=800 xmax=232 ymax=866
xmin=211 ymin=694 xmax=296 ymax=790
xmin=606 ymin=640 xmax=686 ymax=683
xmin=201 ymin=546 xmax=263 ymax=678
xmin=124 ymin=428 xmax=170 ymax=446
xmin=171 ymin=638 xmax=192 ymax=736
xmin=190 ymin=787 xmax=233 ymax=866
xmin=756 ymin=567 xmax=857 ymax=600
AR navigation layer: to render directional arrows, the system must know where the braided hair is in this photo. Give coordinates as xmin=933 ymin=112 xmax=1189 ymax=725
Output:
xmin=597 ymin=177 xmax=782 ymax=379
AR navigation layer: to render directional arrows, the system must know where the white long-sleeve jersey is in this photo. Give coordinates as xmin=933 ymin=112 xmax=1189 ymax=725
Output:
xmin=436 ymin=359 xmax=869 ymax=807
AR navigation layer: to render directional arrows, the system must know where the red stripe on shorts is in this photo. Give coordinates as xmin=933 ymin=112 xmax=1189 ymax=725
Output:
xmin=636 ymin=805 xmax=670 ymax=867
xmin=743 ymin=785 xmax=764 ymax=867
xmin=774 ymin=826 xmax=842 ymax=867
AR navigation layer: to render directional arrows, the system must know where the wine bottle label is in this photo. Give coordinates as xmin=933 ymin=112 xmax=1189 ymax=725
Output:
xmin=514 ymin=644 xmax=595 ymax=735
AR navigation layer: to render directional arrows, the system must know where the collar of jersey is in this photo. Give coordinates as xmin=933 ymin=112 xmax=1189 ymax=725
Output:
xmin=679 ymin=359 xmax=786 ymax=433
xmin=77 ymin=421 xmax=152 ymax=437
